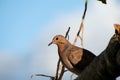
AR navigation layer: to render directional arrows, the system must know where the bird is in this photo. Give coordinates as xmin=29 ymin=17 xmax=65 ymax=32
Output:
xmin=48 ymin=35 xmax=96 ymax=75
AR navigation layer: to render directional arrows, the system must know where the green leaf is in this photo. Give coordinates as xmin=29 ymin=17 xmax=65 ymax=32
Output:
xmin=98 ymin=0 xmax=107 ymax=4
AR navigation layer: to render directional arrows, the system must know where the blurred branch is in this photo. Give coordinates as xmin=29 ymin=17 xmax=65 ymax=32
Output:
xmin=65 ymin=27 xmax=70 ymax=39
xmin=58 ymin=64 xmax=65 ymax=80
xmin=73 ymin=0 xmax=88 ymax=46
xmin=31 ymin=74 xmax=55 ymax=80
xmin=55 ymin=59 xmax=61 ymax=80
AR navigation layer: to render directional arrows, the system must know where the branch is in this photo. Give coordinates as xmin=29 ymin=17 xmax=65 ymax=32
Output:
xmin=65 ymin=27 xmax=70 ymax=38
xmin=76 ymin=25 xmax=120 ymax=80
xmin=73 ymin=0 xmax=88 ymax=46
xmin=55 ymin=59 xmax=60 ymax=80
xmin=58 ymin=65 xmax=65 ymax=80
xmin=31 ymin=74 xmax=55 ymax=80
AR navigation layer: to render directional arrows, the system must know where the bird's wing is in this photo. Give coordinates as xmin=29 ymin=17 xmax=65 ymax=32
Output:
xmin=68 ymin=46 xmax=83 ymax=65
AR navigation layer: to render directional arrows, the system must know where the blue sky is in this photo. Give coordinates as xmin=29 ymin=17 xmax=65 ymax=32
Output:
xmin=0 ymin=0 xmax=88 ymax=55
xmin=0 ymin=0 xmax=120 ymax=80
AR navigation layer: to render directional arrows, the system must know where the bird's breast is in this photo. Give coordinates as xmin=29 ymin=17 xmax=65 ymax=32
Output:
xmin=58 ymin=51 xmax=74 ymax=69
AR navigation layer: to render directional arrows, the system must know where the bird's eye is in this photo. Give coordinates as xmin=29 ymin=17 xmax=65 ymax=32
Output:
xmin=56 ymin=37 xmax=58 ymax=40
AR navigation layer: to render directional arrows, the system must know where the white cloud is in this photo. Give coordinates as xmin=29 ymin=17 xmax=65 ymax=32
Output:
xmin=0 ymin=52 xmax=23 ymax=80
xmin=0 ymin=53 xmax=19 ymax=70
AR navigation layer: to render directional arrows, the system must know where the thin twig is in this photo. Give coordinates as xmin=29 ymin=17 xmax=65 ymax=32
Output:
xmin=73 ymin=0 xmax=88 ymax=46
xmin=58 ymin=65 xmax=65 ymax=80
xmin=31 ymin=74 xmax=55 ymax=80
xmin=55 ymin=59 xmax=61 ymax=80
xmin=65 ymin=27 xmax=70 ymax=38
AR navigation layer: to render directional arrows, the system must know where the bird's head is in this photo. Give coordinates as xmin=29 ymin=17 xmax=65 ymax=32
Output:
xmin=48 ymin=35 xmax=69 ymax=46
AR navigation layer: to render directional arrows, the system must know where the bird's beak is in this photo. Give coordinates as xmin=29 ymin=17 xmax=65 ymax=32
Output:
xmin=48 ymin=41 xmax=53 ymax=46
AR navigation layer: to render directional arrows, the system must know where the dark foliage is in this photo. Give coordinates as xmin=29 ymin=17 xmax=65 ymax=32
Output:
xmin=98 ymin=0 xmax=107 ymax=4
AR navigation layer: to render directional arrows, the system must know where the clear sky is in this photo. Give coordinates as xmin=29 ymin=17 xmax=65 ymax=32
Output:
xmin=0 ymin=0 xmax=85 ymax=52
xmin=0 ymin=0 xmax=120 ymax=80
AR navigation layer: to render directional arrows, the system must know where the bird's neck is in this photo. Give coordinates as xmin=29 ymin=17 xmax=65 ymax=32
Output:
xmin=57 ymin=43 xmax=70 ymax=54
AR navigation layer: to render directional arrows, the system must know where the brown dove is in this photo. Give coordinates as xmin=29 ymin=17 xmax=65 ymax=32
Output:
xmin=48 ymin=35 xmax=96 ymax=75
